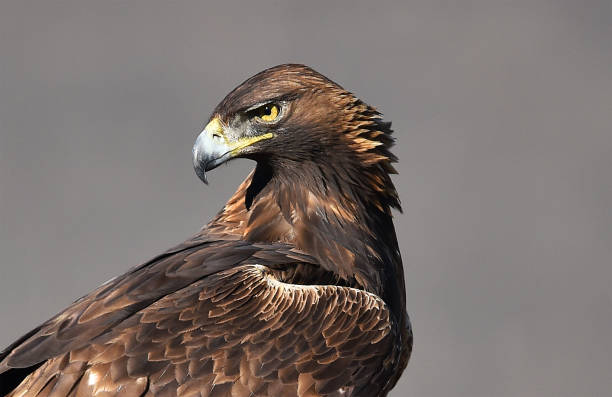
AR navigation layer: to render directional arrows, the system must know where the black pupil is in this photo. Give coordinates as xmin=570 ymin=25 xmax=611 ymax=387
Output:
xmin=247 ymin=104 xmax=274 ymax=120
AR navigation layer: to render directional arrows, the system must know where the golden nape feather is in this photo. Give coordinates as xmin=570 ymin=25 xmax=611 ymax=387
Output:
xmin=1 ymin=64 xmax=411 ymax=397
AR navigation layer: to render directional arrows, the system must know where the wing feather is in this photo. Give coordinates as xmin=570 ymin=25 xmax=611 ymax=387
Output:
xmin=4 ymin=263 xmax=400 ymax=397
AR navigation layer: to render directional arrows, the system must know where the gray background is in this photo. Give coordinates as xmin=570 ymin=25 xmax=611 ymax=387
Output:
xmin=0 ymin=1 xmax=610 ymax=396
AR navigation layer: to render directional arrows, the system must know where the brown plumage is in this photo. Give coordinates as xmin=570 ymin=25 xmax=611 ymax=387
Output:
xmin=0 ymin=64 xmax=411 ymax=397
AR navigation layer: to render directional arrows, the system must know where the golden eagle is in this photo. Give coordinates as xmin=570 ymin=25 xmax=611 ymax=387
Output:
xmin=0 ymin=64 xmax=411 ymax=397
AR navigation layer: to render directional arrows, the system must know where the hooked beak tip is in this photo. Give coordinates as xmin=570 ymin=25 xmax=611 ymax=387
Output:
xmin=193 ymin=161 xmax=209 ymax=185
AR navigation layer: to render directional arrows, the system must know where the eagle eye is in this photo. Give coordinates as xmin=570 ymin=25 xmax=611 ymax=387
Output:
xmin=247 ymin=103 xmax=280 ymax=123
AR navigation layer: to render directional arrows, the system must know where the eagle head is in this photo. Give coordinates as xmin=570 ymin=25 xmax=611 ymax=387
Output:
xmin=193 ymin=64 xmax=399 ymax=211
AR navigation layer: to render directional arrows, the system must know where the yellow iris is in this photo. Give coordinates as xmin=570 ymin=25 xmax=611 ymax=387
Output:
xmin=249 ymin=103 xmax=280 ymax=122
xmin=260 ymin=104 xmax=279 ymax=122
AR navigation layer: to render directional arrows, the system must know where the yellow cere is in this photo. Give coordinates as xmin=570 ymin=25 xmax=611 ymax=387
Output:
xmin=260 ymin=104 xmax=279 ymax=122
xmin=205 ymin=117 xmax=229 ymax=144
xmin=205 ymin=116 xmax=274 ymax=155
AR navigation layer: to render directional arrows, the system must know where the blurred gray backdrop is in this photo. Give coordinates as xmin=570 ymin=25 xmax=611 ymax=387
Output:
xmin=0 ymin=1 xmax=610 ymax=396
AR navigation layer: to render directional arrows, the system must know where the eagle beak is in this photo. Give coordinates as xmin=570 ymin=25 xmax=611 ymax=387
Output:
xmin=193 ymin=118 xmax=230 ymax=184
xmin=192 ymin=117 xmax=273 ymax=185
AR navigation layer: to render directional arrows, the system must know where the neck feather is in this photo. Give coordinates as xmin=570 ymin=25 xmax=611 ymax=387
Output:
xmin=206 ymin=160 xmax=405 ymax=316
